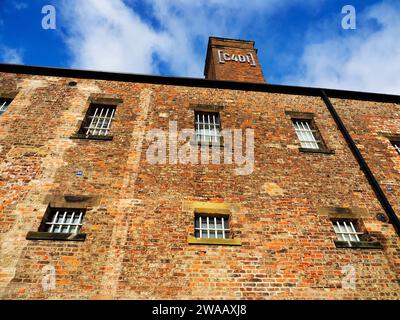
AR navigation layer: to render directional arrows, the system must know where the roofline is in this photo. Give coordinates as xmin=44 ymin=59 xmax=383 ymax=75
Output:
xmin=208 ymin=36 xmax=256 ymax=45
xmin=1 ymin=63 xmax=400 ymax=103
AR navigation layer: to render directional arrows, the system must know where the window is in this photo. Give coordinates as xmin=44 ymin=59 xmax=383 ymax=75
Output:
xmin=0 ymin=98 xmax=11 ymax=115
xmin=194 ymin=214 xmax=229 ymax=239
xmin=292 ymin=119 xmax=324 ymax=150
xmin=332 ymin=220 xmax=363 ymax=246
xmin=43 ymin=208 xmax=85 ymax=234
xmin=319 ymin=206 xmax=382 ymax=249
xmin=391 ymin=141 xmax=400 ymax=155
xmin=80 ymin=104 xmax=116 ymax=136
xmin=195 ymin=111 xmax=221 ymax=144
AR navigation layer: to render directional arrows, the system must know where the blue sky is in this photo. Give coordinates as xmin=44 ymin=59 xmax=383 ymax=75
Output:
xmin=1 ymin=0 xmax=400 ymax=94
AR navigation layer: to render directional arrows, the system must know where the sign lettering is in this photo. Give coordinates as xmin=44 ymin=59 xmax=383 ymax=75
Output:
xmin=217 ymin=50 xmax=256 ymax=66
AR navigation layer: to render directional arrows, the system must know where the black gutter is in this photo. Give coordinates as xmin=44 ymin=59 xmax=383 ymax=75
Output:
xmin=321 ymin=90 xmax=400 ymax=236
xmin=1 ymin=63 xmax=400 ymax=103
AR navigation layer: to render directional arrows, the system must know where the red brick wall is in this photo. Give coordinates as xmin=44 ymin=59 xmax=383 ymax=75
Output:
xmin=0 ymin=72 xmax=399 ymax=299
xmin=205 ymin=38 xmax=266 ymax=83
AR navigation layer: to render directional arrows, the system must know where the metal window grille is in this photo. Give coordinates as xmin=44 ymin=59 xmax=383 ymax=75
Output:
xmin=195 ymin=111 xmax=221 ymax=144
xmin=0 ymin=99 xmax=10 ymax=115
xmin=391 ymin=141 xmax=400 ymax=155
xmin=333 ymin=220 xmax=363 ymax=247
xmin=45 ymin=209 xmax=85 ymax=234
xmin=194 ymin=215 xmax=230 ymax=239
xmin=83 ymin=105 xmax=116 ymax=136
xmin=292 ymin=119 xmax=322 ymax=150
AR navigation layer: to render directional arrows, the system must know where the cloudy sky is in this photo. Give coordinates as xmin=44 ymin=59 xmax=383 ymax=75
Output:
xmin=0 ymin=0 xmax=399 ymax=94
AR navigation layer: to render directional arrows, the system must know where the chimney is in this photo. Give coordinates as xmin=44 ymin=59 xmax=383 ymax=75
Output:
xmin=204 ymin=37 xmax=266 ymax=83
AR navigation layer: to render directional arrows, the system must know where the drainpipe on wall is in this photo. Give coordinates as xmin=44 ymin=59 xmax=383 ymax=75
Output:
xmin=320 ymin=89 xmax=400 ymax=237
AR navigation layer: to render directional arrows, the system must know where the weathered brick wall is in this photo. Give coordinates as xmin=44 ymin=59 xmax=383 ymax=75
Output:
xmin=333 ymin=97 xmax=400 ymax=277
xmin=0 ymin=72 xmax=399 ymax=299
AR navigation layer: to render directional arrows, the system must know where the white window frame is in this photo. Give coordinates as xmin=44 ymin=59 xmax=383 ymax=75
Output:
xmin=195 ymin=111 xmax=221 ymax=144
xmin=195 ymin=215 xmax=230 ymax=239
xmin=84 ymin=105 xmax=116 ymax=136
xmin=333 ymin=220 xmax=363 ymax=247
xmin=0 ymin=99 xmax=10 ymax=115
xmin=45 ymin=209 xmax=85 ymax=234
xmin=293 ymin=119 xmax=322 ymax=150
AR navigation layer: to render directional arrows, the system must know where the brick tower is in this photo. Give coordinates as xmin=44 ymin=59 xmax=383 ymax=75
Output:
xmin=204 ymin=36 xmax=266 ymax=83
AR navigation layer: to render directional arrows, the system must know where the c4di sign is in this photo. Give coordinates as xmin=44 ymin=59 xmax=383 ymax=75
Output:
xmin=217 ymin=50 xmax=257 ymax=66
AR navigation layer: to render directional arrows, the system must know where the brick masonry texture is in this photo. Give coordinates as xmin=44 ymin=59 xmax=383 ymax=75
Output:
xmin=0 ymin=72 xmax=399 ymax=300
xmin=0 ymin=37 xmax=399 ymax=300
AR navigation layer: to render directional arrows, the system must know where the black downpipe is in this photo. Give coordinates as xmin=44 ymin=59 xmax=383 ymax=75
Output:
xmin=321 ymin=89 xmax=400 ymax=236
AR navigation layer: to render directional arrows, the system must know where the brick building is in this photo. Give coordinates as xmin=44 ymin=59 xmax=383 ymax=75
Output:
xmin=0 ymin=37 xmax=399 ymax=299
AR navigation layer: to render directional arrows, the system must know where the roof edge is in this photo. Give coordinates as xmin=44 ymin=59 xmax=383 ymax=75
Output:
xmin=1 ymin=63 xmax=399 ymax=103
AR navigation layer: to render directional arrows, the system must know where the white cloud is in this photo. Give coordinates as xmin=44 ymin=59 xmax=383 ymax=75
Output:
xmin=288 ymin=1 xmax=400 ymax=95
xmin=60 ymin=0 xmax=325 ymax=77
xmin=60 ymin=0 xmax=172 ymax=75
xmin=0 ymin=47 xmax=23 ymax=64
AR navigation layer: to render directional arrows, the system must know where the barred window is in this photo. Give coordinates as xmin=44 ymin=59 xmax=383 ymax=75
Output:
xmin=195 ymin=214 xmax=229 ymax=239
xmin=195 ymin=111 xmax=221 ymax=144
xmin=391 ymin=141 xmax=400 ymax=155
xmin=0 ymin=99 xmax=11 ymax=115
xmin=333 ymin=220 xmax=363 ymax=246
xmin=81 ymin=104 xmax=116 ymax=136
xmin=292 ymin=119 xmax=324 ymax=150
xmin=43 ymin=208 xmax=85 ymax=234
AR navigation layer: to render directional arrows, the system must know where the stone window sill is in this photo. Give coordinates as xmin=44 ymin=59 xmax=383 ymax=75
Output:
xmin=334 ymin=240 xmax=382 ymax=249
xmin=26 ymin=231 xmax=86 ymax=242
xmin=187 ymin=236 xmax=241 ymax=246
xmin=70 ymin=133 xmax=113 ymax=141
xmin=299 ymin=148 xmax=335 ymax=155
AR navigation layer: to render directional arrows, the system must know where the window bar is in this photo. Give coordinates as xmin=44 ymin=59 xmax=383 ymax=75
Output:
xmin=343 ymin=221 xmax=354 ymax=245
xmin=197 ymin=114 xmax=201 ymax=142
xmin=92 ymin=108 xmax=105 ymax=136
xmin=305 ymin=121 xmax=319 ymax=149
xmin=295 ymin=122 xmax=307 ymax=148
xmin=86 ymin=107 xmax=99 ymax=135
xmin=340 ymin=221 xmax=348 ymax=242
xmin=90 ymin=107 xmax=102 ymax=136
xmin=57 ymin=211 xmax=67 ymax=233
xmin=208 ymin=114 xmax=212 ymax=144
xmin=98 ymin=108 xmax=110 ymax=136
xmin=340 ymin=221 xmax=351 ymax=245
xmin=73 ymin=211 xmax=83 ymax=234
xmin=199 ymin=216 xmax=202 ymax=238
xmin=296 ymin=122 xmax=308 ymax=148
xmin=336 ymin=221 xmax=344 ymax=242
xmin=199 ymin=113 xmax=203 ymax=143
xmin=221 ymin=217 xmax=225 ymax=239
xmin=343 ymin=221 xmax=353 ymax=241
xmin=66 ymin=212 xmax=74 ymax=233
xmin=393 ymin=142 xmax=400 ymax=155
xmin=0 ymin=101 xmax=7 ymax=113
xmin=104 ymin=108 xmax=115 ymax=136
xmin=206 ymin=216 xmax=210 ymax=238
xmin=214 ymin=216 xmax=218 ymax=238
xmin=297 ymin=122 xmax=306 ymax=148
xmin=301 ymin=121 xmax=313 ymax=149
xmin=195 ymin=113 xmax=198 ymax=142
xmin=202 ymin=113 xmax=206 ymax=143
xmin=48 ymin=210 xmax=59 ymax=233
xmin=212 ymin=114 xmax=218 ymax=143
